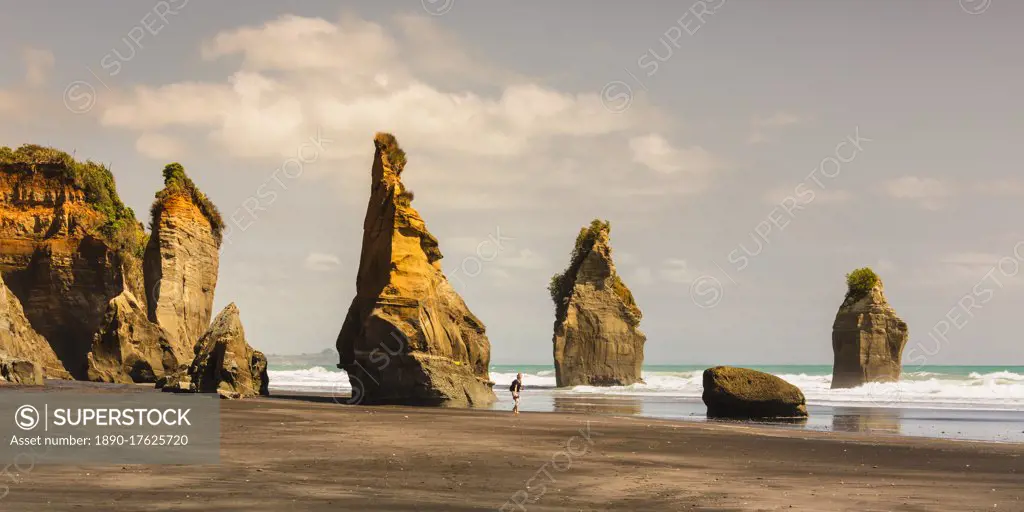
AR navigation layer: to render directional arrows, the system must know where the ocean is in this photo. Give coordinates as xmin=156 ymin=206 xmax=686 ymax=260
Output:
xmin=267 ymin=363 xmax=1024 ymax=443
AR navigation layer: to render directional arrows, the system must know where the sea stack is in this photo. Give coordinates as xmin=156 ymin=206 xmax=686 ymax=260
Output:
xmin=160 ymin=304 xmax=269 ymax=399
xmin=336 ymin=133 xmax=495 ymax=406
xmin=144 ymin=163 xmax=223 ymax=354
xmin=0 ymin=145 xmax=146 ymax=379
xmin=550 ymin=220 xmax=645 ymax=387
xmin=831 ymin=268 xmax=908 ymax=389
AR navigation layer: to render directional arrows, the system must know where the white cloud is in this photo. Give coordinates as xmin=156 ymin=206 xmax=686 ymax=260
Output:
xmin=22 ymin=47 xmax=54 ymax=86
xmin=973 ymin=179 xmax=1024 ymax=197
xmin=659 ymin=258 xmax=701 ymax=284
xmin=762 ymin=186 xmax=853 ymax=206
xmin=135 ymin=133 xmax=187 ymax=160
xmin=95 ymin=14 xmax=719 ymax=210
xmin=882 ymin=176 xmax=955 ymax=210
xmin=497 ymin=249 xmax=548 ymax=270
xmin=631 ymin=266 xmax=654 ymax=286
xmin=304 ymin=252 xmax=341 ymax=272
xmin=629 ymin=133 xmax=722 ymax=178
xmin=748 ymin=111 xmax=803 ymax=144
xmin=102 ymin=15 xmax=642 ymax=161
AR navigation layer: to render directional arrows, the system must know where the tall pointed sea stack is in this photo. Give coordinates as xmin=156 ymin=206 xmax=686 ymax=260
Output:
xmin=144 ymin=163 xmax=223 ymax=354
xmin=550 ymin=220 xmax=645 ymax=387
xmin=831 ymin=268 xmax=908 ymax=389
xmin=336 ymin=133 xmax=495 ymax=406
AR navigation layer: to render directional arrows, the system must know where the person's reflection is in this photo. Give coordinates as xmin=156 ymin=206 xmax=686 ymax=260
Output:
xmin=832 ymin=407 xmax=902 ymax=434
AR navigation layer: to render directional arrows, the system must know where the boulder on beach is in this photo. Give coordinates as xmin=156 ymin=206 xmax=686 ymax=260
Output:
xmin=159 ymin=304 xmax=268 ymax=399
xmin=831 ymin=268 xmax=908 ymax=389
xmin=702 ymin=366 xmax=808 ymax=419
xmin=550 ymin=219 xmax=645 ymax=387
xmin=336 ymin=133 xmax=495 ymax=407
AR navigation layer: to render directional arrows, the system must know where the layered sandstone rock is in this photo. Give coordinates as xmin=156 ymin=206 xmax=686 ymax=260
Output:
xmin=144 ymin=163 xmax=223 ymax=355
xmin=336 ymin=133 xmax=495 ymax=406
xmin=86 ymin=290 xmax=185 ymax=384
xmin=0 ymin=146 xmax=146 ymax=379
xmin=0 ymin=272 xmax=70 ymax=379
xmin=0 ymin=355 xmax=43 ymax=385
xmin=160 ymin=304 xmax=268 ymax=399
xmin=702 ymin=366 xmax=808 ymax=419
xmin=550 ymin=220 xmax=645 ymax=387
xmin=831 ymin=270 xmax=908 ymax=389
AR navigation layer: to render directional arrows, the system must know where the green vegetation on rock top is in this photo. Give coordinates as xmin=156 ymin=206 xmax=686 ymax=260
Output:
xmin=548 ymin=219 xmax=639 ymax=318
xmin=374 ymin=132 xmax=407 ymax=172
xmin=845 ymin=267 xmax=880 ymax=303
xmin=0 ymin=144 xmax=146 ymax=258
xmin=151 ymin=163 xmax=225 ymax=243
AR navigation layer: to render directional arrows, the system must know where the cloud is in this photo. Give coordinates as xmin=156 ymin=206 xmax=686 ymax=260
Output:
xmin=659 ymin=258 xmax=701 ymax=284
xmin=135 ymin=133 xmax=187 ymax=160
xmin=304 ymin=252 xmax=341 ymax=272
xmin=901 ymin=251 xmax=1024 ymax=290
xmin=762 ymin=186 xmax=853 ymax=206
xmin=629 ymin=134 xmax=723 ymax=186
xmin=747 ymin=111 xmax=803 ymax=144
xmin=95 ymin=14 xmax=720 ymax=210
xmin=497 ymin=249 xmax=548 ymax=270
xmin=22 ymin=47 xmax=54 ymax=86
xmin=882 ymin=176 xmax=955 ymax=210
xmin=973 ymin=179 xmax=1024 ymax=197
xmin=631 ymin=266 xmax=654 ymax=286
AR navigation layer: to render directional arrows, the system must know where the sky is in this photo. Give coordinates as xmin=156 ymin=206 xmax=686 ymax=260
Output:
xmin=1 ymin=0 xmax=1022 ymax=366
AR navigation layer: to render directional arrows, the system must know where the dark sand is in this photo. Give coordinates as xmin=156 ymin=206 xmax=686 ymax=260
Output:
xmin=4 ymin=390 xmax=1022 ymax=511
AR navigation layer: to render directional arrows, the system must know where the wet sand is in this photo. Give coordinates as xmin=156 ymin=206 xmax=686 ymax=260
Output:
xmin=4 ymin=389 xmax=1023 ymax=511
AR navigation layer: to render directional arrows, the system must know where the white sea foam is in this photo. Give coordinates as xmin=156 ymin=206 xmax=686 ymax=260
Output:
xmin=268 ymin=367 xmax=1024 ymax=411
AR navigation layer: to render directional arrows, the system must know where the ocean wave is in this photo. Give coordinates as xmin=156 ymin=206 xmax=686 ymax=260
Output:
xmin=267 ymin=367 xmax=1024 ymax=410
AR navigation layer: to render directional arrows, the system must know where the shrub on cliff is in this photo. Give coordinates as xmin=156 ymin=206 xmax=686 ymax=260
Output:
xmin=374 ymin=132 xmax=407 ymax=172
xmin=549 ymin=219 xmax=637 ymax=317
xmin=844 ymin=267 xmax=880 ymax=304
xmin=150 ymin=163 xmax=225 ymax=242
xmin=0 ymin=144 xmax=145 ymax=258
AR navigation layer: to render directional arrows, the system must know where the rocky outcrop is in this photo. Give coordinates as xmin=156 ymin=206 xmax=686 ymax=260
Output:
xmin=1 ymin=272 xmax=70 ymax=379
xmin=0 ymin=146 xmax=146 ymax=379
xmin=702 ymin=366 xmax=808 ymax=419
xmin=831 ymin=269 xmax=908 ymax=389
xmin=86 ymin=290 xmax=185 ymax=383
xmin=336 ymin=133 xmax=495 ymax=407
xmin=159 ymin=304 xmax=268 ymax=399
xmin=550 ymin=220 xmax=645 ymax=387
xmin=0 ymin=355 xmax=43 ymax=385
xmin=144 ymin=163 xmax=223 ymax=355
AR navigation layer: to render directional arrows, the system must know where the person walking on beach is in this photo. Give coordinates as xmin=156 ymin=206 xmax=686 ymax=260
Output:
xmin=510 ymin=372 xmax=523 ymax=415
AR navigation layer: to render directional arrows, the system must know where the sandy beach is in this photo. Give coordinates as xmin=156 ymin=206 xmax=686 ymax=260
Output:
xmin=3 ymin=388 xmax=1021 ymax=511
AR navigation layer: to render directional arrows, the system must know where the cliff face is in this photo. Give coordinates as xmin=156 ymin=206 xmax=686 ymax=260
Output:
xmin=86 ymin=290 xmax=185 ymax=383
xmin=144 ymin=190 xmax=220 ymax=354
xmin=551 ymin=221 xmax=645 ymax=387
xmin=0 ymin=152 xmax=145 ymax=379
xmin=336 ymin=134 xmax=495 ymax=407
xmin=0 ymin=272 xmax=71 ymax=379
xmin=831 ymin=279 xmax=908 ymax=389
xmin=0 ymin=149 xmax=228 ymax=385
